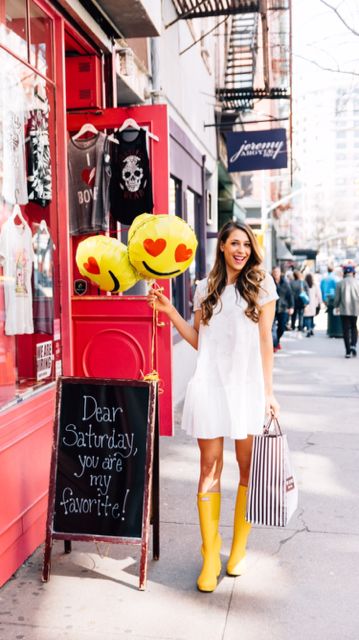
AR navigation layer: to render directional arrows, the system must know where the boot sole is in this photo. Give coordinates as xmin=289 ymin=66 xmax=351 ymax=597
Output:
xmin=197 ymin=585 xmax=216 ymax=593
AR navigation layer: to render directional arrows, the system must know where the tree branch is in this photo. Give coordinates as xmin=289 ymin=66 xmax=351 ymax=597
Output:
xmin=293 ymin=52 xmax=359 ymax=77
xmin=319 ymin=0 xmax=359 ymax=37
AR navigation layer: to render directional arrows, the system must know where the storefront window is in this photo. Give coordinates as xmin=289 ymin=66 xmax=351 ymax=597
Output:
xmin=29 ymin=1 xmax=53 ymax=78
xmin=0 ymin=47 xmax=60 ymax=410
xmin=2 ymin=0 xmax=28 ymax=61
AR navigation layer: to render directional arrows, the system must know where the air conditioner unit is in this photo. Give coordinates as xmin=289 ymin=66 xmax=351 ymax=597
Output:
xmin=65 ymin=55 xmax=102 ymax=109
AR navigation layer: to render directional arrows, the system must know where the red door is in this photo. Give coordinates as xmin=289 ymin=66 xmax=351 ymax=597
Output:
xmin=67 ymin=105 xmax=173 ymax=435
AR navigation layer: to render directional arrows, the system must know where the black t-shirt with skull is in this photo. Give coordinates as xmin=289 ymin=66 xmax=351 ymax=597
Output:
xmin=109 ymin=128 xmax=154 ymax=225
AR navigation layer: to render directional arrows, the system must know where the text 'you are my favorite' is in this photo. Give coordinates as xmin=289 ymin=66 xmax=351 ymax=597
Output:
xmin=59 ymin=394 xmax=138 ymax=521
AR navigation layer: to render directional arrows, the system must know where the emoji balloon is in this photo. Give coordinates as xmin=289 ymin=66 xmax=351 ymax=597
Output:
xmin=128 ymin=214 xmax=197 ymax=279
xmin=76 ymin=235 xmax=140 ymax=292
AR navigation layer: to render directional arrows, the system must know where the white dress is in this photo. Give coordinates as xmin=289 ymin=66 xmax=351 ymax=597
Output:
xmin=181 ymin=272 xmax=278 ymax=440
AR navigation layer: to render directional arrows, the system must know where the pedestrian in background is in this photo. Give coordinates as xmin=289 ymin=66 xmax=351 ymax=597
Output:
xmin=290 ymin=270 xmax=309 ymax=331
xmin=333 ymin=265 xmax=359 ymax=358
xmin=271 ymin=266 xmax=294 ymax=351
xmin=303 ymin=273 xmax=322 ymax=336
xmin=320 ymin=265 xmax=338 ymax=306
xmin=147 ymin=221 xmax=279 ymax=592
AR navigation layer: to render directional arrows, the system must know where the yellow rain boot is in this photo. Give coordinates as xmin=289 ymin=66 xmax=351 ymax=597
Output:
xmin=197 ymin=492 xmax=221 ymax=592
xmin=226 ymin=485 xmax=252 ymax=576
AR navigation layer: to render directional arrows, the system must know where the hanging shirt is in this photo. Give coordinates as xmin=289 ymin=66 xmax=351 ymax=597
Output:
xmin=68 ymin=132 xmax=111 ymax=236
xmin=109 ymin=128 xmax=154 ymax=225
xmin=32 ymin=226 xmax=54 ymax=334
xmin=0 ymin=70 xmax=29 ymax=205
xmin=0 ymin=218 xmax=34 ymax=335
xmin=27 ymin=99 xmax=52 ymax=207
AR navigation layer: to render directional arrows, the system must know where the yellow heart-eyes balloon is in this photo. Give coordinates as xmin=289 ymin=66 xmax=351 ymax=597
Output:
xmin=128 ymin=214 xmax=198 ymax=279
xmin=76 ymin=235 xmax=140 ymax=292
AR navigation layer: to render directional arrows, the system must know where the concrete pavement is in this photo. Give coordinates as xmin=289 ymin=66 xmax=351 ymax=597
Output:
xmin=0 ymin=313 xmax=358 ymax=640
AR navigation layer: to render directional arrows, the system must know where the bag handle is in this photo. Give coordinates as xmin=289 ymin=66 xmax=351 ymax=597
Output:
xmin=263 ymin=416 xmax=282 ymax=436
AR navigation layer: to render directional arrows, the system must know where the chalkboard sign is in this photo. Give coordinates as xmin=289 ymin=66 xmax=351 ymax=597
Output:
xmin=43 ymin=377 xmax=159 ymax=590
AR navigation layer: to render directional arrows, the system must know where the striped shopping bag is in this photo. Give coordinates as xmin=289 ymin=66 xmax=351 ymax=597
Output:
xmin=246 ymin=418 xmax=298 ymax=527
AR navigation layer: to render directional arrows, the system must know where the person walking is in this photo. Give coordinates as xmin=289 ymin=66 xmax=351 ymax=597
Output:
xmin=333 ymin=265 xmax=359 ymax=358
xmin=290 ymin=270 xmax=309 ymax=331
xmin=320 ymin=265 xmax=338 ymax=305
xmin=271 ymin=266 xmax=294 ymax=351
xmin=303 ymin=273 xmax=322 ymax=336
xmin=147 ymin=221 xmax=279 ymax=593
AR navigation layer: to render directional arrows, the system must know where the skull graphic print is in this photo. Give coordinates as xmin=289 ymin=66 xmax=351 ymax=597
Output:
xmin=121 ymin=155 xmax=145 ymax=193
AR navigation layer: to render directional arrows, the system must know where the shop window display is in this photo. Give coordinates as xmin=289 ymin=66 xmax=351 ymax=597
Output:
xmin=2 ymin=0 xmax=28 ymax=62
xmin=0 ymin=47 xmax=60 ymax=410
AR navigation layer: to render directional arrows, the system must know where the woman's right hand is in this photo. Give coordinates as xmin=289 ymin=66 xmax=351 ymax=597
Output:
xmin=147 ymin=287 xmax=174 ymax=316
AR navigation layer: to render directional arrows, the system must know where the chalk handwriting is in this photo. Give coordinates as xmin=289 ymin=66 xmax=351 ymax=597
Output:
xmin=82 ymin=394 xmax=123 ymax=423
xmin=60 ymin=487 xmax=122 ymax=518
xmin=62 ymin=424 xmax=137 ymax=457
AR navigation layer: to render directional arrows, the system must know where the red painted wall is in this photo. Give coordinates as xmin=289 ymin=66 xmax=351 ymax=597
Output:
xmin=0 ymin=1 xmax=70 ymax=587
xmin=0 ymin=389 xmax=54 ymax=586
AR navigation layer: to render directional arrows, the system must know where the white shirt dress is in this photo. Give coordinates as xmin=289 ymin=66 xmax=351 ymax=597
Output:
xmin=181 ymin=272 xmax=278 ymax=440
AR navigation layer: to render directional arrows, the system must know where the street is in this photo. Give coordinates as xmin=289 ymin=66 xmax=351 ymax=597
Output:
xmin=0 ymin=314 xmax=358 ymax=640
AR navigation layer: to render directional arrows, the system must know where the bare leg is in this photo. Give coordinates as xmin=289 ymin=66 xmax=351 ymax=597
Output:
xmin=234 ymin=435 xmax=253 ymax=486
xmin=197 ymin=437 xmax=224 ymax=493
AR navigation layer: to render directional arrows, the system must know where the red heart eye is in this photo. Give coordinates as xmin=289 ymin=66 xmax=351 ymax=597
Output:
xmin=143 ymin=238 xmax=167 ymax=257
xmin=83 ymin=256 xmax=100 ymax=274
xmin=175 ymin=244 xmax=193 ymax=263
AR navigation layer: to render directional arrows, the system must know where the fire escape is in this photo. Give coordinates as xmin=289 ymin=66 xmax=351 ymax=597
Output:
xmin=170 ymin=0 xmax=291 ymax=115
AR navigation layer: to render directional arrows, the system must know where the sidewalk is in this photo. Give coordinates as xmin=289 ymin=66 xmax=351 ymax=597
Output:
xmin=1 ymin=316 xmax=358 ymax=640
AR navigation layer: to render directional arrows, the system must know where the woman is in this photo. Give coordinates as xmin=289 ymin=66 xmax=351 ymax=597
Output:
xmin=147 ymin=221 xmax=279 ymax=592
xmin=303 ymin=273 xmax=322 ymax=336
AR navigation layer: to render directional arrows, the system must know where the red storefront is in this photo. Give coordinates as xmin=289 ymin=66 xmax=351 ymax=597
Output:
xmin=0 ymin=0 xmax=171 ymax=586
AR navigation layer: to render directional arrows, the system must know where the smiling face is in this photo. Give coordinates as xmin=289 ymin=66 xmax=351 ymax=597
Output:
xmin=220 ymin=228 xmax=252 ymax=281
xmin=76 ymin=235 xmax=139 ymax=292
xmin=128 ymin=214 xmax=197 ymax=279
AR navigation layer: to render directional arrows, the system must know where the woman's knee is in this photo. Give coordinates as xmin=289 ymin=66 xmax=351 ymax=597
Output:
xmin=200 ymin=454 xmax=223 ymax=480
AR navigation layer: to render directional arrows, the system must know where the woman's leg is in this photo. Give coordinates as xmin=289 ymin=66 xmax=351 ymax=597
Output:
xmin=196 ymin=438 xmax=223 ymax=592
xmin=227 ymin=436 xmax=253 ymax=576
xmin=298 ymin=308 xmax=304 ymax=331
xmin=197 ymin=437 xmax=224 ymax=493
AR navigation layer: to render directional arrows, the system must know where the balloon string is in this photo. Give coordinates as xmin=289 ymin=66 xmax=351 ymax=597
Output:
xmin=141 ymin=282 xmax=164 ymax=392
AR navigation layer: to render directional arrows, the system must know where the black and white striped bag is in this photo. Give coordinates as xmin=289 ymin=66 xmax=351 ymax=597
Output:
xmin=246 ymin=418 xmax=298 ymax=527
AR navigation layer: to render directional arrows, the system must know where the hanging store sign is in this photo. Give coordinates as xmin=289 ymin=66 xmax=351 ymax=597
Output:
xmin=226 ymin=128 xmax=288 ymax=172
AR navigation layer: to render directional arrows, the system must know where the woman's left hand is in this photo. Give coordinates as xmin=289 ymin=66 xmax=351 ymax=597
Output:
xmin=265 ymin=394 xmax=280 ymax=418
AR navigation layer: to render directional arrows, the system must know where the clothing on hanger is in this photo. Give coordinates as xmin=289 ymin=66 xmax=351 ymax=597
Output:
xmin=118 ymin=118 xmax=159 ymax=142
xmin=27 ymin=95 xmax=52 ymax=207
xmin=68 ymin=132 xmax=111 ymax=235
xmin=10 ymin=204 xmax=27 ymax=226
xmin=1 ymin=72 xmax=29 ymax=205
xmin=72 ymin=123 xmax=99 ymax=141
xmin=108 ymin=127 xmax=154 ymax=226
xmin=32 ymin=222 xmax=54 ymax=334
xmin=0 ymin=215 xmax=34 ymax=335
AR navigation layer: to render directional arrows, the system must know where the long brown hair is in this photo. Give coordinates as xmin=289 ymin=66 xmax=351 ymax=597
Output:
xmin=201 ymin=221 xmax=265 ymax=324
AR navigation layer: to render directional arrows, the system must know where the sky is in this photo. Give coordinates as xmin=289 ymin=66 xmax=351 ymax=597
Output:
xmin=292 ymin=0 xmax=359 ymax=94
